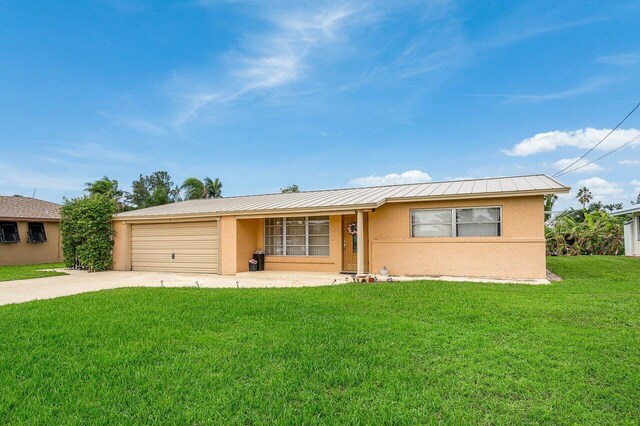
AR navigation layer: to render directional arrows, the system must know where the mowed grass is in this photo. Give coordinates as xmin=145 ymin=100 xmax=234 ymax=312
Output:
xmin=0 ymin=263 xmax=66 ymax=282
xmin=0 ymin=257 xmax=639 ymax=424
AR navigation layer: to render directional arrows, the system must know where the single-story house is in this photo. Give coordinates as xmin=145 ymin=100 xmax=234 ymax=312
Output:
xmin=0 ymin=196 xmax=62 ymax=266
xmin=612 ymin=205 xmax=640 ymax=256
xmin=112 ymin=174 xmax=570 ymax=280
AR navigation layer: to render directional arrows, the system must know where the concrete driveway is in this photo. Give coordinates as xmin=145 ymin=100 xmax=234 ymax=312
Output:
xmin=0 ymin=269 xmax=349 ymax=306
xmin=0 ymin=269 xmax=548 ymax=306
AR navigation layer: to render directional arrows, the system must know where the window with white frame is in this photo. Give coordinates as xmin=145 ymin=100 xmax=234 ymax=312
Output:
xmin=265 ymin=216 xmax=330 ymax=256
xmin=411 ymin=207 xmax=501 ymax=238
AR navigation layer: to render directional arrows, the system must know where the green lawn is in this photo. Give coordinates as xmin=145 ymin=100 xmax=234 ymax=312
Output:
xmin=0 ymin=263 xmax=67 ymax=282
xmin=0 ymin=257 xmax=638 ymax=424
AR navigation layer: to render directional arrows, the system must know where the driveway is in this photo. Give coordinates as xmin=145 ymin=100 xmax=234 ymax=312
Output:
xmin=0 ymin=269 xmax=348 ymax=306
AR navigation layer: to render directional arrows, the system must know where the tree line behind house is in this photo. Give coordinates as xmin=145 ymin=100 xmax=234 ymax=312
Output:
xmin=545 ymin=186 xmax=639 ymax=256
xmin=84 ymin=171 xmax=301 ymax=211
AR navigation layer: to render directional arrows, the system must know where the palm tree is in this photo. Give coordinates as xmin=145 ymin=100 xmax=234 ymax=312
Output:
xmin=544 ymin=194 xmax=558 ymax=221
xmin=576 ymin=187 xmax=593 ymax=209
xmin=181 ymin=177 xmax=223 ymax=200
xmin=204 ymin=177 xmax=222 ymax=198
xmin=85 ymin=176 xmax=124 ymax=200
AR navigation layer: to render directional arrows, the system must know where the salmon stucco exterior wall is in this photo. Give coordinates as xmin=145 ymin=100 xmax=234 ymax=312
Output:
xmin=367 ymin=195 xmax=546 ymax=279
xmin=112 ymin=220 xmax=131 ymax=271
xmin=236 ymin=218 xmax=259 ymax=272
xmin=0 ymin=221 xmax=62 ymax=266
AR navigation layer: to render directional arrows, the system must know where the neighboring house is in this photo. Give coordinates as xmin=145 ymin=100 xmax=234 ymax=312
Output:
xmin=0 ymin=196 xmax=62 ymax=266
xmin=112 ymin=174 xmax=570 ymax=280
xmin=612 ymin=205 xmax=640 ymax=256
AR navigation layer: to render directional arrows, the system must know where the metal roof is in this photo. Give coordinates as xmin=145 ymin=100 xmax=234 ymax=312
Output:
xmin=611 ymin=205 xmax=640 ymax=216
xmin=114 ymin=174 xmax=569 ymax=219
xmin=0 ymin=196 xmax=61 ymax=220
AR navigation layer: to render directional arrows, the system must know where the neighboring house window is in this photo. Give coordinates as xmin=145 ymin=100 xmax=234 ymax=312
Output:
xmin=411 ymin=207 xmax=501 ymax=237
xmin=28 ymin=222 xmax=47 ymax=243
xmin=0 ymin=222 xmax=20 ymax=243
xmin=265 ymin=216 xmax=330 ymax=256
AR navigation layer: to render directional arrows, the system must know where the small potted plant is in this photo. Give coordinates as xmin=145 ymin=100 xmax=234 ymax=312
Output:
xmin=248 ymin=258 xmax=258 ymax=272
xmin=380 ymin=266 xmax=388 ymax=276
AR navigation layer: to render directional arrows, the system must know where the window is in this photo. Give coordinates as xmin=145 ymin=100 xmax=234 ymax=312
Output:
xmin=28 ymin=222 xmax=47 ymax=243
xmin=0 ymin=222 xmax=20 ymax=243
xmin=265 ymin=216 xmax=330 ymax=256
xmin=456 ymin=208 xmax=501 ymax=237
xmin=411 ymin=209 xmax=453 ymax=237
xmin=411 ymin=207 xmax=501 ymax=238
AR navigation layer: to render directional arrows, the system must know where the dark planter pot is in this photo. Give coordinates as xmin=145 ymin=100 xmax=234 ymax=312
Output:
xmin=253 ymin=253 xmax=265 ymax=271
xmin=249 ymin=262 xmax=258 ymax=272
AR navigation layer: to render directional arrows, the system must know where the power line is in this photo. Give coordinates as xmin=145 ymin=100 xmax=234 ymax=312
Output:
xmin=552 ymin=102 xmax=640 ymax=177
xmin=555 ymin=133 xmax=640 ymax=177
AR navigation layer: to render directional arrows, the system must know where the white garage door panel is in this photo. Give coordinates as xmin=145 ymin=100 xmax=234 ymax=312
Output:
xmin=131 ymin=221 xmax=218 ymax=273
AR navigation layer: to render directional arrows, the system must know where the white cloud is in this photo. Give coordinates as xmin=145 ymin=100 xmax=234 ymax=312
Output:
xmin=503 ymin=128 xmax=640 ymax=156
xmin=597 ymin=52 xmax=640 ymax=66
xmin=619 ymin=159 xmax=640 ymax=166
xmin=576 ymin=177 xmax=624 ymax=202
xmin=552 ymin=157 xmax=603 ymax=173
xmin=350 ymin=170 xmax=432 ymax=186
xmin=631 ymin=180 xmax=640 ymax=192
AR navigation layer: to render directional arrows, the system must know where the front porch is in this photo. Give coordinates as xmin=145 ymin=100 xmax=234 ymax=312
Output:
xmin=222 ymin=211 xmax=370 ymax=277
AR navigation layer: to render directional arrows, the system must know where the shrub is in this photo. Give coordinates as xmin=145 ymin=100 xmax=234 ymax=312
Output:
xmin=60 ymin=194 xmax=117 ymax=271
xmin=546 ymin=210 xmax=625 ymax=256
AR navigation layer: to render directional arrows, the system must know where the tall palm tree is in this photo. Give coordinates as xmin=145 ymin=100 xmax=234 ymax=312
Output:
xmin=576 ymin=187 xmax=593 ymax=209
xmin=204 ymin=177 xmax=223 ymax=198
xmin=181 ymin=177 xmax=223 ymax=200
xmin=544 ymin=194 xmax=558 ymax=221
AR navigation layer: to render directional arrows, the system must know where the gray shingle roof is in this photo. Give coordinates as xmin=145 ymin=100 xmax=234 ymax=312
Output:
xmin=114 ymin=174 xmax=569 ymax=219
xmin=0 ymin=196 xmax=61 ymax=220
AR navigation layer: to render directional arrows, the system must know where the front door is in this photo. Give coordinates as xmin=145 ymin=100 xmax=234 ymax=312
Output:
xmin=342 ymin=215 xmax=358 ymax=272
xmin=342 ymin=214 xmax=362 ymax=272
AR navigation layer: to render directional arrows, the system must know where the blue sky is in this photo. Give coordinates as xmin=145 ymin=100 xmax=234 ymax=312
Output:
xmin=1 ymin=0 xmax=639 ymax=209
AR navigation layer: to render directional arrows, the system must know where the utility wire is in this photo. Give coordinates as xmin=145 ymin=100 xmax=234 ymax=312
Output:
xmin=555 ymin=134 xmax=640 ymax=177
xmin=552 ymin=102 xmax=640 ymax=177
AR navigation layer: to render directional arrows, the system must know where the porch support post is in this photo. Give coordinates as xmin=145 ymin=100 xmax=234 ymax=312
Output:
xmin=356 ymin=209 xmax=365 ymax=276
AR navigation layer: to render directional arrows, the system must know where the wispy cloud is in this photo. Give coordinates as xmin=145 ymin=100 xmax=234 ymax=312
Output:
xmin=99 ymin=112 xmax=165 ymax=136
xmin=0 ymin=163 xmax=85 ymax=193
xmin=503 ymin=128 xmax=640 ymax=156
xmin=474 ymin=77 xmax=609 ymax=103
xmin=350 ymin=170 xmax=432 ymax=186
xmin=597 ymin=52 xmax=640 ymax=66
xmin=54 ymin=143 xmax=138 ymax=163
xmin=620 ymin=159 xmax=640 ymax=166
xmin=171 ymin=5 xmax=357 ymax=128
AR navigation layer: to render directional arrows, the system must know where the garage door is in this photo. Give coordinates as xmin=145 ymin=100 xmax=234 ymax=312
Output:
xmin=131 ymin=221 xmax=218 ymax=273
